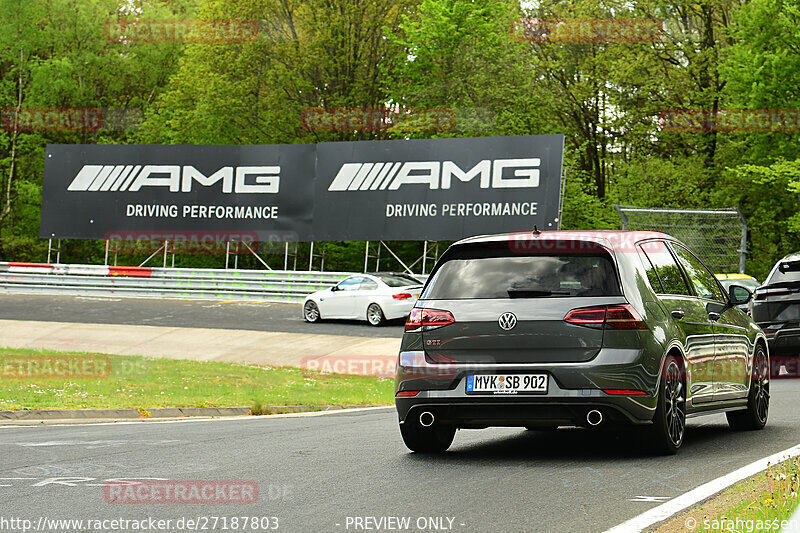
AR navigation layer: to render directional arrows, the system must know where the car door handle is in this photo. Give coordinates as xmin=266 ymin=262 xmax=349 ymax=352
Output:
xmin=707 ymin=311 xmax=721 ymax=321
xmin=671 ymin=310 xmax=685 ymax=320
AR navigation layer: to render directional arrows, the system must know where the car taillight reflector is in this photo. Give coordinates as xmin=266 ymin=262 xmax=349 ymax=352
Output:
xmin=393 ymin=293 xmax=413 ymax=300
xmin=603 ymin=389 xmax=647 ymax=396
xmin=395 ymin=390 xmax=420 ymax=397
xmin=405 ymin=308 xmax=455 ymax=332
xmin=564 ymin=304 xmax=647 ymax=330
xmin=755 ymin=288 xmax=791 ymax=300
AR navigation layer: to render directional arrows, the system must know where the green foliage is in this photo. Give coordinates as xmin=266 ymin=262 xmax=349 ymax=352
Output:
xmin=714 ymin=159 xmax=800 ymax=279
xmin=2 ymin=0 xmax=800 ymax=274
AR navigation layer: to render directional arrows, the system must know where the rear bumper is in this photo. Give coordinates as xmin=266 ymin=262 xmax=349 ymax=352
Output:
xmin=394 ymin=349 xmax=659 ymax=426
xmin=380 ymin=299 xmax=416 ymax=320
xmin=760 ymin=325 xmax=800 ymax=355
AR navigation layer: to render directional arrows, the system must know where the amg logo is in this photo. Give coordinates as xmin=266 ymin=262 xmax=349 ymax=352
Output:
xmin=327 ymin=158 xmax=540 ymax=191
xmin=66 ymin=165 xmax=280 ymax=194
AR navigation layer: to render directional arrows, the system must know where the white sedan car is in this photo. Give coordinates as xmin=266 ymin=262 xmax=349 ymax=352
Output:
xmin=303 ymin=273 xmax=424 ymax=326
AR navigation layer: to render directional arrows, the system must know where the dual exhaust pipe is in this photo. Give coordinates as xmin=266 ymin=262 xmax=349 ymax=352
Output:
xmin=418 ymin=409 xmax=603 ymax=427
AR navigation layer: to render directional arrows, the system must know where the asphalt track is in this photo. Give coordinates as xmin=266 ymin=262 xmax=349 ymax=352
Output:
xmin=0 ymin=293 xmax=403 ymax=338
xmin=2 ymin=381 xmax=800 ymax=533
xmin=2 ymin=294 xmax=800 ymax=531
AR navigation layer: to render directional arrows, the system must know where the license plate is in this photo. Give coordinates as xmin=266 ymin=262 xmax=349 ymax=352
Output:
xmin=466 ymin=374 xmax=548 ymax=395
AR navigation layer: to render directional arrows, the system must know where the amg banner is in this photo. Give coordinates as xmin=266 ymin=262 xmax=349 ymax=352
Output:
xmin=41 ymin=135 xmax=563 ymax=241
xmin=41 ymin=144 xmax=316 ymax=241
xmin=313 ymin=135 xmax=564 ymax=241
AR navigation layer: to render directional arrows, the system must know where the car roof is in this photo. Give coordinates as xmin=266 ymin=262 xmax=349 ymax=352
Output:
xmin=715 ymin=273 xmax=757 ymax=280
xmin=778 ymin=252 xmax=800 ymax=263
xmin=452 ymin=230 xmax=676 ymax=254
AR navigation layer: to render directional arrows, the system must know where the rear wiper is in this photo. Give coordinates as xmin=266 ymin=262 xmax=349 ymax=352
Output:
xmin=506 ymin=288 xmax=572 ymax=298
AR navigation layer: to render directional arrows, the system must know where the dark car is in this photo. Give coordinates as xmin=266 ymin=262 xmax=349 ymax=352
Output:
xmin=752 ymin=252 xmax=800 ymax=355
xmin=395 ymin=231 xmax=769 ymax=454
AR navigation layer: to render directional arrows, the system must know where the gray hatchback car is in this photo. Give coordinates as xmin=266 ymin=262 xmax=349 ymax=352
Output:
xmin=395 ymin=231 xmax=769 ymax=454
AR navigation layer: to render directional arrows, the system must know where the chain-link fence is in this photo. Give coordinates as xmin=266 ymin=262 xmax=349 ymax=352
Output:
xmin=614 ymin=205 xmax=747 ymax=274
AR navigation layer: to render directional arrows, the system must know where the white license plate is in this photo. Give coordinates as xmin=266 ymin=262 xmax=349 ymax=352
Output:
xmin=466 ymin=374 xmax=548 ymax=394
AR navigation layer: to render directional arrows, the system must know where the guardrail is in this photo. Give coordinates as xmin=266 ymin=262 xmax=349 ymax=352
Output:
xmin=0 ymin=262 xmax=354 ymax=303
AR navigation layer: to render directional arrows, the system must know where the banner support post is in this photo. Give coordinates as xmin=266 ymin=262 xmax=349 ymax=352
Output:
xmin=47 ymin=239 xmax=52 ymax=264
xmin=163 ymin=240 xmax=169 ymax=268
xmin=364 ymin=241 xmax=369 ymax=273
xmin=422 ymin=241 xmax=428 ymax=274
xmin=284 ymin=242 xmax=289 ymax=270
xmin=308 ymin=242 xmax=314 ymax=271
xmin=225 ymin=241 xmax=230 ymax=269
xmin=104 ymin=240 xmax=109 ymax=266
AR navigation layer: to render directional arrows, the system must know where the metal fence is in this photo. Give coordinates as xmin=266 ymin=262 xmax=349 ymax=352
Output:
xmin=614 ymin=205 xmax=748 ymax=274
xmin=0 ymin=262 xmax=353 ymax=303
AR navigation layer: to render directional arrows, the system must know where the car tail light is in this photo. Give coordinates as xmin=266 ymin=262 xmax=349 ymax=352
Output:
xmin=393 ymin=293 xmax=413 ymax=300
xmin=564 ymin=304 xmax=647 ymax=330
xmin=405 ymin=308 xmax=455 ymax=332
xmin=603 ymin=389 xmax=647 ymax=396
xmin=755 ymin=287 xmax=791 ymax=300
xmin=395 ymin=390 xmax=420 ymax=397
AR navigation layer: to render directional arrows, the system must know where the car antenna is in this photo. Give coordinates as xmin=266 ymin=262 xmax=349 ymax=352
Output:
xmin=532 ymin=225 xmax=541 ymax=236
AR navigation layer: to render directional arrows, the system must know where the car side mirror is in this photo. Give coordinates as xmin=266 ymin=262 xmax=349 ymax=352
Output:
xmin=728 ymin=284 xmax=752 ymax=306
xmin=331 ymin=286 xmax=339 ymax=292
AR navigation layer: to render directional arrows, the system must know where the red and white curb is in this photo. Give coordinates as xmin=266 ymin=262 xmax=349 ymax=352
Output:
xmin=0 ymin=262 xmax=152 ymax=278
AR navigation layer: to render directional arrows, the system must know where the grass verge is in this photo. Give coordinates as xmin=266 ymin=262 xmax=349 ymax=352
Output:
xmin=654 ymin=456 xmax=800 ymax=532
xmin=0 ymin=347 xmax=394 ymax=411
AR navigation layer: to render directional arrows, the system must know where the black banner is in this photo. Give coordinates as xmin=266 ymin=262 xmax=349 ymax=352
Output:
xmin=313 ymin=135 xmax=563 ymax=241
xmin=41 ymin=135 xmax=563 ymax=242
xmin=41 ymin=144 xmax=315 ymax=241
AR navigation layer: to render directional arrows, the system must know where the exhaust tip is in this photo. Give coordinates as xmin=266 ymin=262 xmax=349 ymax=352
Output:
xmin=586 ymin=409 xmax=603 ymax=426
xmin=419 ymin=411 xmax=435 ymax=427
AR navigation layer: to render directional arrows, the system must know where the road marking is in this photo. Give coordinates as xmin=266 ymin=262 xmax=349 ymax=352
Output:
xmin=604 ymin=442 xmax=800 ymax=533
xmin=0 ymin=406 xmax=394 ymax=429
xmin=629 ymin=496 xmax=671 ymax=503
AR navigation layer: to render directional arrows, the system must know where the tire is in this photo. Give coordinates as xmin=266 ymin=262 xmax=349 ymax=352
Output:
xmin=366 ymin=303 xmax=385 ymax=326
xmin=649 ymin=355 xmax=686 ymax=455
xmin=399 ymin=417 xmax=456 ymax=453
xmin=303 ymin=301 xmax=321 ymax=323
xmin=727 ymin=344 xmax=769 ymax=431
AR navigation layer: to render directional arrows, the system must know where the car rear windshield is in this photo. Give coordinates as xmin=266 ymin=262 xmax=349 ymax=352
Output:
xmin=768 ymin=261 xmax=800 ymax=284
xmin=423 ymin=249 xmax=621 ymax=299
xmin=375 ymin=273 xmax=421 ymax=287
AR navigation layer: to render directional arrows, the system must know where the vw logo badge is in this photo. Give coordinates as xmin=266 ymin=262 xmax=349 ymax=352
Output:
xmin=498 ymin=312 xmax=517 ymax=331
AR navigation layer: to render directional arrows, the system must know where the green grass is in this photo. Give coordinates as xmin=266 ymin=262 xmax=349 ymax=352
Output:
xmin=0 ymin=348 xmax=394 ymax=411
xmin=706 ymin=458 xmax=800 ymax=530
xmin=655 ymin=456 xmax=800 ymax=532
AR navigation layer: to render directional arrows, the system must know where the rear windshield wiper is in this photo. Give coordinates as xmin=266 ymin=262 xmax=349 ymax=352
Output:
xmin=506 ymin=288 xmax=573 ymax=298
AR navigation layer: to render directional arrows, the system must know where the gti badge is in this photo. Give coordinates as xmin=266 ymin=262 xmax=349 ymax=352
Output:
xmin=498 ymin=312 xmax=517 ymax=331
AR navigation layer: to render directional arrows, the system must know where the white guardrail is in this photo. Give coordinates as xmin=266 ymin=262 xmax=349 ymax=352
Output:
xmin=0 ymin=262 xmax=363 ymax=303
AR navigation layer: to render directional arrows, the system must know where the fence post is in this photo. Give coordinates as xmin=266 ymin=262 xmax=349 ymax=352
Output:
xmin=737 ymin=207 xmax=747 ymax=274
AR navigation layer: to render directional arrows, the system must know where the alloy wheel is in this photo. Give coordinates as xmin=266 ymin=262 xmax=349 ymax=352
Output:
xmin=664 ymin=360 xmax=686 ymax=446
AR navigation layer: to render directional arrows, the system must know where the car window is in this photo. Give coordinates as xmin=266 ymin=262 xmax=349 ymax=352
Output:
xmin=719 ymin=278 xmax=759 ymax=292
xmin=375 ymin=274 xmax=420 ymax=287
xmin=671 ymin=245 xmax=726 ymax=302
xmin=768 ymin=260 xmax=800 ymax=284
xmin=423 ymin=252 xmax=621 ymax=299
xmin=336 ymin=277 xmax=362 ymax=291
xmin=360 ymin=279 xmax=378 ymax=290
xmin=640 ymin=243 xmax=692 ymax=296
xmin=637 ymin=245 xmax=664 ymax=293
